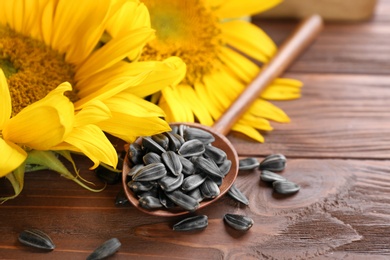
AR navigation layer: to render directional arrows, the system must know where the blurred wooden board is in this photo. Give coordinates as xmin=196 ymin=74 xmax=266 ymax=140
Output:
xmin=1 ymin=0 xmax=390 ymax=259
xmin=258 ymin=0 xmax=378 ymax=21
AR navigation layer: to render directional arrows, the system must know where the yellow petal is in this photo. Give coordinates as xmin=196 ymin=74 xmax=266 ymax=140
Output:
xmin=98 ymin=112 xmax=171 ymax=143
xmin=74 ymin=71 xmax=150 ymax=109
xmin=75 ymin=27 xmax=155 ymax=82
xmin=40 ymin=0 xmax=55 ymax=45
xmin=0 ymin=70 xmax=11 ymax=129
xmin=74 ymin=100 xmax=111 ymax=127
xmin=103 ymin=92 xmax=165 ymax=118
xmin=249 ymin=99 xmax=290 ymax=123
xmin=0 ymin=0 xmax=24 ymax=31
xmin=232 ymin=123 xmax=265 ymax=143
xmin=262 ymin=78 xmax=303 ymax=100
xmin=12 ymin=0 xmax=24 ymax=32
xmin=239 ymin=114 xmax=274 ymax=131
xmin=176 ymin=84 xmax=214 ymax=126
xmin=123 ymin=57 xmax=186 ymax=97
xmin=106 ymin=0 xmax=150 ymax=37
xmin=0 ymin=139 xmax=27 ymax=177
xmin=3 ymin=83 xmax=74 ymax=150
xmin=161 ymin=86 xmax=194 ymax=122
xmin=51 ymin=0 xmax=115 ymax=63
xmin=53 ymin=125 xmax=118 ymax=169
xmin=212 ymin=0 xmax=281 ymax=19
xmin=193 ymin=82 xmax=222 ymax=120
xmin=220 ymin=20 xmax=277 ymax=62
xmin=219 ymin=46 xmax=259 ymax=83
xmin=76 ymin=57 xmax=186 ymax=99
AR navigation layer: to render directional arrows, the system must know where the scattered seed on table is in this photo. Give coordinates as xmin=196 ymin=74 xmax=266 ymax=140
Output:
xmin=227 ymin=184 xmax=249 ymax=205
xmin=238 ymin=157 xmax=259 ymax=171
xmin=18 ymin=229 xmax=55 ymax=250
xmin=224 ymin=214 xmax=254 ymax=231
xmin=272 ymin=180 xmax=300 ymax=195
xmin=173 ymin=215 xmax=208 ymax=231
xmin=86 ymin=238 xmax=121 ymax=260
xmin=260 ymin=170 xmax=287 ymax=183
xmin=259 ymin=154 xmax=287 ymax=172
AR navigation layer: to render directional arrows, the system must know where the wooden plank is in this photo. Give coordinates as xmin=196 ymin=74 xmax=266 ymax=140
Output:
xmin=253 ymin=0 xmax=390 ymax=75
xmin=230 ymin=73 xmax=390 ymax=159
xmin=1 ymin=159 xmax=390 ymax=258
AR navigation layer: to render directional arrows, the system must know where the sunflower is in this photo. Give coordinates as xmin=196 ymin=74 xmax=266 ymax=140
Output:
xmin=130 ymin=0 xmax=302 ymax=142
xmin=0 ymin=0 xmax=185 ymax=201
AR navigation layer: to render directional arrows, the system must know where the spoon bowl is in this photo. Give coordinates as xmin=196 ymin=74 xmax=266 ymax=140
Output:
xmin=122 ymin=122 xmax=239 ymax=217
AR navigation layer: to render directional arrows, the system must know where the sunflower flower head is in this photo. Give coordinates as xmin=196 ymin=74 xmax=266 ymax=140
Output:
xmin=0 ymin=0 xmax=186 ymax=202
xmin=133 ymin=0 xmax=303 ymax=142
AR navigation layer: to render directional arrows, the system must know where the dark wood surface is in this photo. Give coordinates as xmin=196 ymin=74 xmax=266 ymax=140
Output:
xmin=2 ymin=1 xmax=390 ymax=259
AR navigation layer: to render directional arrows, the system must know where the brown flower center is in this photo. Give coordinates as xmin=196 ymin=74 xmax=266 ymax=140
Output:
xmin=140 ymin=0 xmax=222 ymax=85
xmin=0 ymin=26 xmax=77 ymax=116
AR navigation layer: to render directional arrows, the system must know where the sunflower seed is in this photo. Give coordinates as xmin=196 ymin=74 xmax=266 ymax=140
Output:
xmin=208 ymin=174 xmax=223 ymax=186
xmin=95 ymin=164 xmax=121 ymax=185
xmin=204 ymin=145 xmax=227 ymax=165
xmin=178 ymin=139 xmax=205 ymax=157
xmin=162 ymin=151 xmax=182 ymax=176
xmin=132 ymin=163 xmax=167 ymax=181
xmin=158 ymin=189 xmax=176 ymax=208
xmin=139 ymin=195 xmax=164 ymax=209
xmin=194 ymin=156 xmax=223 ymax=179
xmin=86 ymin=238 xmax=121 ymax=260
xmin=165 ymin=190 xmax=199 ymax=212
xmin=259 ymin=154 xmax=286 ymax=172
xmin=18 ymin=229 xmax=55 ymax=250
xmin=127 ymin=180 xmax=155 ymax=192
xmin=173 ymin=133 xmax=185 ymax=145
xmin=127 ymin=164 xmax=143 ymax=177
xmin=181 ymin=174 xmax=206 ymax=191
xmin=272 ymin=180 xmax=300 ymax=195
xmin=128 ymin=142 xmax=144 ymax=165
xmin=152 ymin=133 xmax=169 ymax=150
xmin=173 ymin=215 xmax=208 ymax=231
xmin=186 ymin=188 xmax=204 ymax=203
xmin=159 ymin=173 xmax=184 ymax=192
xmin=170 ymin=125 xmax=179 ymax=134
xmin=200 ymin=179 xmax=220 ymax=199
xmin=224 ymin=214 xmax=254 ymax=231
xmin=260 ymin=170 xmax=287 ymax=183
xmin=143 ymin=152 xmax=162 ymax=165
xmin=136 ymin=188 xmax=158 ymax=199
xmin=115 ymin=189 xmax=129 ymax=206
xmin=142 ymin=136 xmax=166 ymax=155
xmin=183 ymin=127 xmax=215 ymax=144
xmin=227 ymin=184 xmax=249 ymax=205
xmin=219 ymin=159 xmax=232 ymax=176
xmin=164 ymin=132 xmax=182 ymax=152
xmin=239 ymin=157 xmax=260 ymax=171
xmin=179 ymin=156 xmax=196 ymax=175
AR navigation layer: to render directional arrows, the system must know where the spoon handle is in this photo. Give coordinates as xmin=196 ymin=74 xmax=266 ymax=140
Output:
xmin=211 ymin=14 xmax=323 ymax=136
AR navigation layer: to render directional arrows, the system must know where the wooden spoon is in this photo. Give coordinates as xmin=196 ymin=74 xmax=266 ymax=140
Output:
xmin=122 ymin=15 xmax=324 ymax=217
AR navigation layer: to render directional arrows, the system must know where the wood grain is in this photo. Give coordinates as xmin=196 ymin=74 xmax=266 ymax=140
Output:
xmin=230 ymin=73 xmax=390 ymax=159
xmin=2 ymin=0 xmax=390 ymax=259
xmin=1 ymin=159 xmax=390 ymax=259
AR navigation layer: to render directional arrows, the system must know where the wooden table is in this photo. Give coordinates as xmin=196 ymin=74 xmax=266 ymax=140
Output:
xmin=2 ymin=1 xmax=390 ymax=259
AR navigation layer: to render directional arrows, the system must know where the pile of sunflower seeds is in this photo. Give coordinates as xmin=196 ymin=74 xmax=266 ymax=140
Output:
xmin=126 ymin=125 xmax=232 ymax=212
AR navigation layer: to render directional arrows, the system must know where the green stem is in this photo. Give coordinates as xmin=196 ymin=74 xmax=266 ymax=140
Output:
xmin=1 ymin=162 xmax=25 ymax=203
xmin=25 ymin=150 xmax=105 ymax=192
